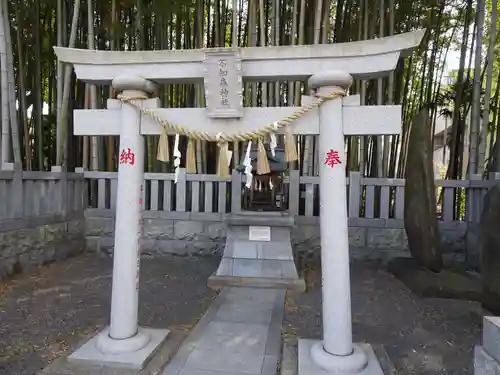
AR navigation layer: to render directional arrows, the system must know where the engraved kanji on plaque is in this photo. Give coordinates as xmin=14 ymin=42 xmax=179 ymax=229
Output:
xmin=203 ymin=48 xmax=243 ymax=118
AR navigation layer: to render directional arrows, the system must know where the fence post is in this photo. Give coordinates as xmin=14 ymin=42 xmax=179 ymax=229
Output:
xmin=50 ymin=165 xmax=69 ymax=215
xmin=348 ymin=171 xmax=361 ymax=218
xmin=2 ymin=163 xmax=23 ymax=219
xmin=231 ymin=169 xmax=242 ymax=214
xmin=490 ymin=172 xmax=500 ymax=183
xmin=11 ymin=171 xmax=23 ymax=219
xmin=466 ymin=174 xmax=482 ymax=224
xmin=74 ymin=167 xmax=83 ymax=211
xmin=288 ymin=170 xmax=300 ymax=216
xmin=176 ymin=168 xmax=186 ymax=212
xmin=464 ymin=173 xmax=483 ymax=269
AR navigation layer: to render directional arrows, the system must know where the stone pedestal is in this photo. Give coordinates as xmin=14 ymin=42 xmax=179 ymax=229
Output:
xmin=475 ymin=317 xmax=500 ymax=375
xmin=208 ymin=211 xmax=305 ymax=291
xmin=69 ymin=327 xmax=170 ymax=370
xmin=298 ymin=340 xmax=384 ymax=375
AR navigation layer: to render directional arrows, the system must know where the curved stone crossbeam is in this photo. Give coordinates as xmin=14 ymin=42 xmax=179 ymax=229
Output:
xmin=54 ymin=29 xmax=425 ymax=84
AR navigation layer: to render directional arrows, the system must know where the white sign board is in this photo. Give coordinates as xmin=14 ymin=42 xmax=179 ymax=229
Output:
xmin=249 ymin=226 xmax=271 ymax=242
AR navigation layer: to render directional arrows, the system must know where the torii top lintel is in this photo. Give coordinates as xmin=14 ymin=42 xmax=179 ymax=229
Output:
xmin=54 ymin=30 xmax=425 ymax=85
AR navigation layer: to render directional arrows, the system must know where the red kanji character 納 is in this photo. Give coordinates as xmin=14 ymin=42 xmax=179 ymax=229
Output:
xmin=119 ymin=148 xmax=135 ymax=165
xmin=324 ymin=149 xmax=342 ymax=168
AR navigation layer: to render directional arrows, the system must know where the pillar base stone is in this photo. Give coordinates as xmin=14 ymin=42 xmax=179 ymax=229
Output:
xmin=96 ymin=327 xmax=151 ymax=354
xmin=68 ymin=326 xmax=170 ymax=370
xmin=474 ymin=317 xmax=500 ymax=374
xmin=298 ymin=339 xmax=384 ymax=375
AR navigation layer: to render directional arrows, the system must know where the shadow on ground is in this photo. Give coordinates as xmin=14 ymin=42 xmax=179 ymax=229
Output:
xmin=284 ymin=259 xmax=484 ymax=375
xmin=0 ymin=254 xmax=219 ymax=375
xmin=388 ymin=257 xmax=482 ymax=302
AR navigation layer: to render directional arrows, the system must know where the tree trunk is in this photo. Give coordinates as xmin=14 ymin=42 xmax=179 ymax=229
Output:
xmin=57 ymin=0 xmax=81 ymax=168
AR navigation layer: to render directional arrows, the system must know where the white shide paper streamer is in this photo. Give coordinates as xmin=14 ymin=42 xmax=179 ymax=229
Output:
xmin=173 ymin=134 xmax=181 ymax=183
xmin=243 ymin=141 xmax=253 ymax=189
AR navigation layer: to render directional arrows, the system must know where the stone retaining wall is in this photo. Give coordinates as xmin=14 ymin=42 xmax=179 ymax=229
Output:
xmin=0 ymin=212 xmax=85 ymax=278
xmin=0 ymin=171 xmax=87 ymax=279
xmin=85 ymin=209 xmax=466 ymax=260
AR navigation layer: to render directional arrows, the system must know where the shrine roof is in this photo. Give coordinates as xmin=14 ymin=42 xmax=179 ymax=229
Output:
xmin=235 ymin=148 xmax=288 ymax=173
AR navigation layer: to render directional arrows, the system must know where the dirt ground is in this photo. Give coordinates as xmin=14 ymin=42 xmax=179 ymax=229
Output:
xmin=0 ymin=254 xmax=219 ymax=375
xmin=284 ymin=260 xmax=484 ymax=375
xmin=0 ymin=254 xmax=484 ymax=375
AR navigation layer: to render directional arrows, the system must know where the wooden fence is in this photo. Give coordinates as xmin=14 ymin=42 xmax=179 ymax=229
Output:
xmin=84 ymin=169 xmax=499 ymax=223
xmin=0 ymin=169 xmax=495 ymax=224
xmin=0 ymin=171 xmax=86 ymax=221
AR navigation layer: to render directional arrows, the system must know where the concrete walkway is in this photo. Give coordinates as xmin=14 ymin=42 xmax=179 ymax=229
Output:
xmin=162 ymin=287 xmax=285 ymax=375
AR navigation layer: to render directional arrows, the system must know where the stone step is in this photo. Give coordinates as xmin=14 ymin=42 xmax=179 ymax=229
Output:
xmin=209 ymin=258 xmax=305 ymax=292
xmin=224 ymin=240 xmax=293 ymax=261
xmin=226 ymin=213 xmax=294 ymax=227
xmin=215 ymin=258 xmax=299 ymax=279
xmin=213 ymin=213 xmax=301 ymax=291
xmin=208 ymin=274 xmax=306 ymax=292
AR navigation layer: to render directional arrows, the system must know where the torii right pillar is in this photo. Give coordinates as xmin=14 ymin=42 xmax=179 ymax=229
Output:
xmin=298 ymin=71 xmax=386 ymax=375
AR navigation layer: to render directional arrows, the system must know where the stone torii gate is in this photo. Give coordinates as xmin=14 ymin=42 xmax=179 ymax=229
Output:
xmin=54 ymin=29 xmax=423 ymax=374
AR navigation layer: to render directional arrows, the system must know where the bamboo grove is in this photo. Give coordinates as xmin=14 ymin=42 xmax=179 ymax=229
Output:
xmin=0 ymin=0 xmax=499 ymax=180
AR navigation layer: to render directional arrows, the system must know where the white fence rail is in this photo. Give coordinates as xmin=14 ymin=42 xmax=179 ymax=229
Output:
xmin=84 ymin=169 xmax=499 ymax=223
xmin=0 ymin=169 xmax=495 ymax=223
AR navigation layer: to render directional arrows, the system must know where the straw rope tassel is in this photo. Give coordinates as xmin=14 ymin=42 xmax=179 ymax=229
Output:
xmin=157 ymin=126 xmax=170 ymax=162
xmin=256 ymin=139 xmax=270 ymax=175
xmin=217 ymin=141 xmax=230 ymax=177
xmin=186 ymin=138 xmax=197 ymax=173
xmin=119 ymin=90 xmax=347 ymax=173
xmin=285 ymin=130 xmax=298 ymax=162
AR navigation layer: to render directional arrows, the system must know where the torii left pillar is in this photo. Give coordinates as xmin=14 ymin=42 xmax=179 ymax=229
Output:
xmin=68 ymin=76 xmax=170 ymax=370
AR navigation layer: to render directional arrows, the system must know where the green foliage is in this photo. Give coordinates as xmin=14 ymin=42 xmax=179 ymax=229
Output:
xmin=4 ymin=0 xmax=500 ymax=174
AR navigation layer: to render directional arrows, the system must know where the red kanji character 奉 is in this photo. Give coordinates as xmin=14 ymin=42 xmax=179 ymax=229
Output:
xmin=119 ymin=148 xmax=135 ymax=165
xmin=324 ymin=149 xmax=342 ymax=168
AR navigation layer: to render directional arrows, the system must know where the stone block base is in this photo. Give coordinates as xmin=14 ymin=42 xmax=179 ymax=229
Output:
xmin=39 ymin=330 xmax=186 ymax=375
xmin=85 ymin=210 xmax=469 ymax=263
xmin=298 ymin=340 xmax=385 ymax=375
xmin=475 ymin=346 xmax=500 ymax=375
xmin=68 ymin=327 xmax=169 ymax=370
xmin=475 ymin=316 xmax=500 ymax=375
xmin=211 ymin=213 xmax=301 ymax=289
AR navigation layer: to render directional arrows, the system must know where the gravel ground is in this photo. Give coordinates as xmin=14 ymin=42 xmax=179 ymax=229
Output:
xmin=284 ymin=259 xmax=484 ymax=375
xmin=0 ymin=254 xmax=485 ymax=375
xmin=0 ymin=254 xmax=219 ymax=375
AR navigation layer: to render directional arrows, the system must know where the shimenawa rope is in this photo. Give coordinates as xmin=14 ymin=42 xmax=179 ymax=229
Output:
xmin=117 ymin=89 xmax=345 ymax=176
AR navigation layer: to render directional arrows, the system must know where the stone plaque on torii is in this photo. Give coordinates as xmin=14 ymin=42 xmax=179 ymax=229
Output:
xmin=54 ymin=29 xmax=424 ymax=374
